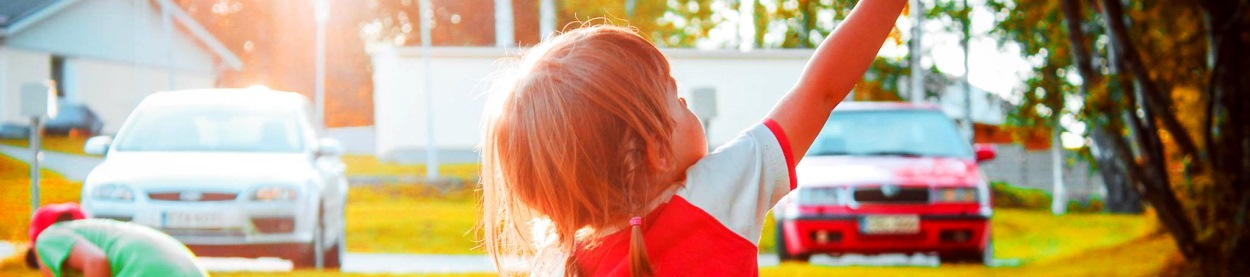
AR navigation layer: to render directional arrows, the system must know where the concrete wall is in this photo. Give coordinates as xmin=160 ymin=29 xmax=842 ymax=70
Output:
xmin=979 ymin=144 xmax=1106 ymax=200
xmin=371 ymin=46 xmax=814 ymax=161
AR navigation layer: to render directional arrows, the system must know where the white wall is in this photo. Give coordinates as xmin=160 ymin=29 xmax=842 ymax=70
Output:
xmin=0 ymin=47 xmax=52 ymax=127
xmin=0 ymin=48 xmax=214 ymax=134
xmin=71 ymin=58 xmax=214 ymax=133
xmin=4 ymin=0 xmax=217 ymax=74
xmin=371 ymin=47 xmax=815 ymax=160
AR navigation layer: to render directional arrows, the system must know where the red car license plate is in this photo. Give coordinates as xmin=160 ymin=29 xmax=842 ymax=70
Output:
xmin=861 ymin=215 xmax=920 ymax=234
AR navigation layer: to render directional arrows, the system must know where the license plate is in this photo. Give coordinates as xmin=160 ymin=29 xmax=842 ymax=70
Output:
xmin=162 ymin=211 xmax=226 ymax=228
xmin=861 ymin=215 xmax=920 ymax=234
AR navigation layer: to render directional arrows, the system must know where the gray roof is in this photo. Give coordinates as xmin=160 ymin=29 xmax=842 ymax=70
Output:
xmin=0 ymin=0 xmax=61 ymax=28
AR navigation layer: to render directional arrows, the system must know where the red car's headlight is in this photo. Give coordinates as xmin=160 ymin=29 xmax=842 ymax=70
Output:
xmin=797 ymin=187 xmax=846 ymax=206
xmin=932 ymin=187 xmax=979 ymax=203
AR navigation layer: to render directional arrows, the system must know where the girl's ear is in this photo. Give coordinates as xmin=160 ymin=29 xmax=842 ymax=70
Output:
xmin=645 ymin=140 xmax=670 ymax=169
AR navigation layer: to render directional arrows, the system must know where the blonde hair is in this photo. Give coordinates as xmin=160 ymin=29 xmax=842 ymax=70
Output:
xmin=480 ymin=25 xmax=677 ymax=276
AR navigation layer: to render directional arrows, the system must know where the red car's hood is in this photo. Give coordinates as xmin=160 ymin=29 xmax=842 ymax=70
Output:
xmin=795 ymin=155 xmax=982 ymax=187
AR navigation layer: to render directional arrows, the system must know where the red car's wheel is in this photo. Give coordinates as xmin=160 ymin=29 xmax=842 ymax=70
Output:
xmin=775 ymin=220 xmax=810 ymax=262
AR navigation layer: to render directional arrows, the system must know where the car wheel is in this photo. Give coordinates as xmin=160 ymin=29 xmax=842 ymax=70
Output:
xmin=292 ymin=207 xmax=337 ymax=269
xmin=775 ymin=220 xmax=807 ymax=262
xmin=322 ymin=205 xmax=345 ymax=269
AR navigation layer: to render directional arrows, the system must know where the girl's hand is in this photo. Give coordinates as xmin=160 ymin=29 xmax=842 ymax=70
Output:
xmin=767 ymin=0 xmax=908 ymax=163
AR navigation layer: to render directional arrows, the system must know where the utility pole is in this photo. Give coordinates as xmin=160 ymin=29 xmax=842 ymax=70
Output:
xmin=909 ymin=0 xmax=924 ymax=103
xmin=419 ymin=0 xmax=440 ymax=181
xmin=312 ymin=0 xmax=329 ymax=269
xmin=540 ymin=0 xmax=555 ymax=39
xmin=315 ymin=0 xmax=328 ymax=128
xmin=495 ymin=0 xmax=514 ymax=47
xmin=1052 ymin=118 xmax=1067 ymax=215
xmin=962 ymin=0 xmax=974 ymax=142
xmin=162 ymin=2 xmax=174 ymax=90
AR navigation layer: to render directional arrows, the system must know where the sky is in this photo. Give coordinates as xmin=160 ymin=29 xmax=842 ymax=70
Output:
xmin=697 ymin=0 xmax=1036 ymax=102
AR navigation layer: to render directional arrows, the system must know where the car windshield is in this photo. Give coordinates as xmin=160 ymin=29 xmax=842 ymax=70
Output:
xmin=806 ymin=109 xmax=973 ymax=159
xmin=113 ymin=106 xmax=304 ymax=152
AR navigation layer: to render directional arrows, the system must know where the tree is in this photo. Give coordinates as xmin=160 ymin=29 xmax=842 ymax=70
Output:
xmin=171 ymin=0 xmax=375 ymax=127
xmin=553 ymin=0 xmax=719 ymax=47
xmin=988 ymin=0 xmax=1250 ymax=273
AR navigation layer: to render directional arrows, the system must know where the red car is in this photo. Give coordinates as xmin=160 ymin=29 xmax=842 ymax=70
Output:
xmin=772 ymin=102 xmax=996 ymax=264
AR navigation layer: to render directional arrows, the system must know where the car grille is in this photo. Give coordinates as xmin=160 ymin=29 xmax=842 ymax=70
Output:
xmin=853 ymin=187 xmax=929 ymax=204
xmin=148 ymin=191 xmax=238 ymax=202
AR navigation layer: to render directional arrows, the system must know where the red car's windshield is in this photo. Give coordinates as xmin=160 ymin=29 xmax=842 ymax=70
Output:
xmin=807 ymin=109 xmax=973 ymax=159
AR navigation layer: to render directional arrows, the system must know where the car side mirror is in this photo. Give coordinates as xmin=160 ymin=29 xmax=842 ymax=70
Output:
xmin=317 ymin=138 xmax=344 ymax=157
xmin=975 ymin=143 xmax=996 ymax=163
xmin=84 ymin=136 xmax=112 ymax=156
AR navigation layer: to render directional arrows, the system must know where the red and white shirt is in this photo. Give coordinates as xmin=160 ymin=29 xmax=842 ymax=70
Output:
xmin=574 ymin=119 xmax=797 ymax=276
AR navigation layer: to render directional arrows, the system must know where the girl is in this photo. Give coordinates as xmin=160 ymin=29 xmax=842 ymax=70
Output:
xmin=480 ymin=0 xmax=907 ymax=275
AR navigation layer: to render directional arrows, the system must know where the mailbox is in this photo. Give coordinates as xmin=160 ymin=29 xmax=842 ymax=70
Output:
xmin=690 ymin=87 xmax=717 ymax=120
xmin=21 ymin=82 xmax=58 ymax=119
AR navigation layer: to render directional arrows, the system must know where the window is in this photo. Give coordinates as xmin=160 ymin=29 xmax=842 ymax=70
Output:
xmin=50 ymin=55 xmax=65 ymax=97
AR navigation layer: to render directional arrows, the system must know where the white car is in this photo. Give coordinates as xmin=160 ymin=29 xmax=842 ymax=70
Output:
xmin=80 ymin=88 xmax=348 ymax=268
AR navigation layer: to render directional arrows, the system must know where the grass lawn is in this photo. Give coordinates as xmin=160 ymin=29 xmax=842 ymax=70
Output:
xmin=0 ymin=135 xmax=91 ymax=156
xmin=345 ymin=184 xmax=480 ymax=254
xmin=341 ymin=155 xmax=479 ymax=180
xmin=0 ymin=153 xmax=1179 ymax=276
xmin=0 ymin=155 xmax=83 ymax=242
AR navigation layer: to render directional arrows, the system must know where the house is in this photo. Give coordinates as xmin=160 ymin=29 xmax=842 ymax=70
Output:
xmin=369 ymin=47 xmax=817 ymax=163
xmin=0 ymin=0 xmax=241 ymax=137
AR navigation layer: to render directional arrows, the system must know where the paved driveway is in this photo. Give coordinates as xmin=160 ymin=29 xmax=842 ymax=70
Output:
xmin=0 ymin=145 xmax=101 ymax=182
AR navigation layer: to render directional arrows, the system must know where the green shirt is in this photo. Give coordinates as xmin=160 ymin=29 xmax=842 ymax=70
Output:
xmin=35 ymin=219 xmax=208 ymax=277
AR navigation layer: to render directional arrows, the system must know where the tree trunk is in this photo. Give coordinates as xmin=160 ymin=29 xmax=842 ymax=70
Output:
xmin=1058 ymin=0 xmax=1140 ymax=214
xmin=1090 ymin=128 xmax=1142 ymax=213
xmin=1097 ymin=0 xmax=1203 ymax=260
xmin=1199 ymin=0 xmax=1250 ymax=274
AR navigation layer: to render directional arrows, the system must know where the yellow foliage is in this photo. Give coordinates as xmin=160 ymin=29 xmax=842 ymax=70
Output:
xmin=0 ymin=155 xmax=82 ymax=242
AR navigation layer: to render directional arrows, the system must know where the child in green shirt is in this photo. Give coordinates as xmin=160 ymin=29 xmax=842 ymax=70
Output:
xmin=26 ymin=203 xmax=208 ymax=277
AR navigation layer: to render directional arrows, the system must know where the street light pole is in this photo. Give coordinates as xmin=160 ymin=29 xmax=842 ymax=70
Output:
xmin=312 ymin=0 xmax=329 ymax=269
xmin=314 ymin=0 xmax=328 ymax=129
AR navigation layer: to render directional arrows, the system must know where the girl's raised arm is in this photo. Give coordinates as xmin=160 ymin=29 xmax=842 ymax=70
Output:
xmin=767 ymin=0 xmax=908 ymax=162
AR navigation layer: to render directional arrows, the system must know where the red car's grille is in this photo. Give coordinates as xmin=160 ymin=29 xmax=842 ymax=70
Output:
xmin=148 ymin=192 xmax=238 ymax=202
xmin=853 ymin=187 xmax=929 ymax=204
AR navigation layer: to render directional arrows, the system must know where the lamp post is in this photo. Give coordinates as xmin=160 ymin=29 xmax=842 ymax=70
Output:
xmin=312 ymin=1 xmax=329 ymax=269
xmin=314 ymin=0 xmax=328 ymax=129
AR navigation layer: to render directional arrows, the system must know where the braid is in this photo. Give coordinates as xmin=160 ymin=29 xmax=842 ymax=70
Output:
xmin=620 ymin=131 xmax=654 ymax=277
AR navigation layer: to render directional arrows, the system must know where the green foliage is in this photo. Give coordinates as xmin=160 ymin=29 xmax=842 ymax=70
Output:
xmin=557 ymin=0 xmax=719 ymax=47
xmin=990 ymin=181 xmax=1105 ymax=213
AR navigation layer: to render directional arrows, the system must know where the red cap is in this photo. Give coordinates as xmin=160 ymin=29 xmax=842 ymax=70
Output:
xmin=28 ymin=203 xmax=86 ymax=243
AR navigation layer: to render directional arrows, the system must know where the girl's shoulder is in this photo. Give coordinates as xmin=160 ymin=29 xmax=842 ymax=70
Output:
xmin=575 ymin=195 xmax=760 ymax=276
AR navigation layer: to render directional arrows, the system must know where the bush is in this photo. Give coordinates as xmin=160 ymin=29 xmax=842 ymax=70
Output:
xmin=990 ymin=181 xmax=1105 ymax=213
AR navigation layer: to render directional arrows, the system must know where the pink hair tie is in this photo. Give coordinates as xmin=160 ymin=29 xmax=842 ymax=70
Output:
xmin=629 ymin=217 xmax=643 ymax=226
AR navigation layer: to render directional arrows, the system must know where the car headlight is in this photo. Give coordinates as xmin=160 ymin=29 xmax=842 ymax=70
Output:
xmin=797 ymin=187 xmax=845 ymax=206
xmin=252 ymin=186 xmax=298 ymax=201
xmin=92 ymin=184 xmax=135 ymax=202
xmin=933 ymin=187 xmax=979 ymax=203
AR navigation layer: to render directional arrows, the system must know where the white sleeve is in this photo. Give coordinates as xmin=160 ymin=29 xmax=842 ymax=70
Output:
xmin=676 ymin=120 xmax=796 ymax=245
